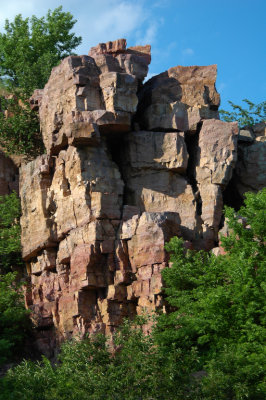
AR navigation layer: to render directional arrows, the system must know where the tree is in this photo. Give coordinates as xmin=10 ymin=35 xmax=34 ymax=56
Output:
xmin=0 ymin=6 xmax=82 ymax=156
xmin=0 ymin=97 xmax=42 ymax=156
xmin=220 ymin=99 xmax=266 ymax=128
xmin=0 ymin=272 xmax=30 ymax=365
xmin=0 ymin=6 xmax=82 ymax=95
xmin=0 ymin=192 xmax=23 ymax=273
xmin=156 ymin=188 xmax=266 ymax=399
xmin=0 ymin=318 xmax=195 ymax=399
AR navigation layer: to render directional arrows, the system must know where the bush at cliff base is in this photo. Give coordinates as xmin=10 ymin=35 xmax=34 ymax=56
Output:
xmin=0 ymin=318 xmax=196 ymax=400
xmin=156 ymin=188 xmax=266 ymax=399
xmin=0 ymin=272 xmax=30 ymax=365
xmin=0 ymin=192 xmax=23 ymax=273
xmin=0 ymin=193 xmax=30 ymax=365
xmin=0 ymin=189 xmax=265 ymax=400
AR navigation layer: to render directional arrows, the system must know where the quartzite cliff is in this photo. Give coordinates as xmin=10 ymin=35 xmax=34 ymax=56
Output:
xmin=1 ymin=39 xmax=265 ymax=356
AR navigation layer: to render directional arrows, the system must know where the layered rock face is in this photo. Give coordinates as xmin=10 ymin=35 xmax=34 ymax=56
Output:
xmin=234 ymin=122 xmax=266 ymax=197
xmin=19 ymin=39 xmax=265 ymax=356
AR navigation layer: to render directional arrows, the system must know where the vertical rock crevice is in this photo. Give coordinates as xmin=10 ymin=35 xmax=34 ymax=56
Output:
xmin=17 ymin=38 xmax=266 ymax=356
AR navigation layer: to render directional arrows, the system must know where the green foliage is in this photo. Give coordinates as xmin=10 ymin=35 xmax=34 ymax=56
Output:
xmin=220 ymin=99 xmax=266 ymax=128
xmin=156 ymin=188 xmax=266 ymax=399
xmin=0 ymin=195 xmax=29 ymax=366
xmin=0 ymin=6 xmax=81 ymax=156
xmin=0 ymin=318 xmax=197 ymax=399
xmin=0 ymin=96 xmax=43 ymax=156
xmin=0 ymin=192 xmax=23 ymax=272
xmin=0 ymin=272 xmax=30 ymax=365
xmin=0 ymin=6 xmax=81 ymax=95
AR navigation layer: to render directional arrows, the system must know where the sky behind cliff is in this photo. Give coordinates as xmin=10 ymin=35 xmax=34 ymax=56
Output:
xmin=0 ymin=0 xmax=265 ymax=110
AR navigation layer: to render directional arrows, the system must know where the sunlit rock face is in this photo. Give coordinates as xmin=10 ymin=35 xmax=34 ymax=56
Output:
xmin=137 ymin=64 xmax=220 ymax=132
xmin=20 ymin=38 xmax=264 ymax=357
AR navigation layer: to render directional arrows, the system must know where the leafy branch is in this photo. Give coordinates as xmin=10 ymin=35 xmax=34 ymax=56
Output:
xmin=220 ymin=99 xmax=266 ymax=128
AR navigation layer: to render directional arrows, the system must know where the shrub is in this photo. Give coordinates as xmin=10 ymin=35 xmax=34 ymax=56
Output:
xmin=0 ymin=95 xmax=43 ymax=156
xmin=156 ymin=188 xmax=266 ymax=399
xmin=220 ymin=99 xmax=266 ymax=128
xmin=0 ymin=192 xmax=23 ymax=273
xmin=0 ymin=272 xmax=30 ymax=365
xmin=0 ymin=318 xmax=196 ymax=399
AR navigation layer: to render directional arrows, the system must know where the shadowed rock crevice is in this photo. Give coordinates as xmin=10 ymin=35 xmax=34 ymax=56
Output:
xmin=185 ymin=126 xmax=202 ymax=215
xmin=17 ymin=39 xmax=266 ymax=357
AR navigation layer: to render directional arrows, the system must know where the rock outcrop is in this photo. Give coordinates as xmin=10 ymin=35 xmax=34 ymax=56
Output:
xmin=223 ymin=121 xmax=266 ymax=209
xmin=234 ymin=122 xmax=266 ymax=197
xmin=17 ymin=39 xmax=265 ymax=356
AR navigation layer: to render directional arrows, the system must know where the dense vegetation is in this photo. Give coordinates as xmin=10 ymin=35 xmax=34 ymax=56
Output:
xmin=220 ymin=99 xmax=266 ymax=128
xmin=0 ymin=192 xmax=22 ymax=273
xmin=0 ymin=192 xmax=30 ymax=365
xmin=0 ymin=189 xmax=265 ymax=399
xmin=0 ymin=272 xmax=30 ymax=365
xmin=0 ymin=7 xmax=81 ymax=156
xmin=157 ymin=188 xmax=266 ymax=399
xmin=0 ymin=6 xmax=81 ymax=94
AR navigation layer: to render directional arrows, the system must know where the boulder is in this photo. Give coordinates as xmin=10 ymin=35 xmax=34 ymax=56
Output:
xmin=137 ymin=65 xmax=220 ymax=132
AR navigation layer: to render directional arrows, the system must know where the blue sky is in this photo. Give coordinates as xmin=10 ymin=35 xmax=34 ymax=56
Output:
xmin=0 ymin=0 xmax=265 ymax=110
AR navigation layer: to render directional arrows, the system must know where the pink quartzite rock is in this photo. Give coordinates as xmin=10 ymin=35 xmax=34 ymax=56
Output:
xmin=20 ymin=155 xmax=55 ymax=260
xmin=20 ymin=38 xmax=249 ymax=357
xmin=137 ymin=65 xmax=220 ymax=132
xmin=196 ymin=119 xmax=238 ymax=247
xmin=120 ymin=131 xmax=197 ymax=240
xmin=234 ymin=122 xmax=266 ymax=198
xmin=32 ymin=39 xmax=151 ymax=155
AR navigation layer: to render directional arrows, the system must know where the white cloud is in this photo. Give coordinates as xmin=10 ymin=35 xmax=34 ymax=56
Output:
xmin=0 ymin=1 xmax=158 ymax=54
xmin=0 ymin=0 xmax=58 ymax=26
xmin=218 ymin=82 xmax=226 ymax=92
xmin=137 ymin=21 xmax=158 ymax=46
xmin=152 ymin=40 xmax=177 ymax=61
xmin=182 ymin=48 xmax=194 ymax=56
xmin=152 ymin=0 xmax=170 ymax=7
xmin=77 ymin=1 xmax=147 ymax=53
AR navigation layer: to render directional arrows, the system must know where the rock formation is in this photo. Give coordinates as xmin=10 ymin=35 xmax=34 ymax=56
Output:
xmin=16 ymin=39 xmax=265 ymax=356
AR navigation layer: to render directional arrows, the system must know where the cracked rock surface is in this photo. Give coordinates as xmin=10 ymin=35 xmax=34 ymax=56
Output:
xmin=17 ymin=39 xmax=265 ymax=356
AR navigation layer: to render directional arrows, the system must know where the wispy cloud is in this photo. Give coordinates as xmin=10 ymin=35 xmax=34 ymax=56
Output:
xmin=217 ymin=82 xmax=226 ymax=93
xmin=182 ymin=48 xmax=194 ymax=56
xmin=0 ymin=0 xmax=57 ymax=26
xmin=0 ymin=0 xmax=159 ymax=54
xmin=152 ymin=41 xmax=177 ymax=62
xmin=136 ymin=20 xmax=159 ymax=46
xmin=77 ymin=1 xmax=146 ymax=52
xmin=152 ymin=0 xmax=171 ymax=7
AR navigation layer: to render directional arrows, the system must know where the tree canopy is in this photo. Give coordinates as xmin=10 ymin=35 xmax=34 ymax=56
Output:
xmin=0 ymin=272 xmax=30 ymax=365
xmin=0 ymin=7 xmax=82 ymax=156
xmin=0 ymin=192 xmax=22 ymax=273
xmin=220 ymin=99 xmax=266 ymax=128
xmin=0 ymin=6 xmax=82 ymax=95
